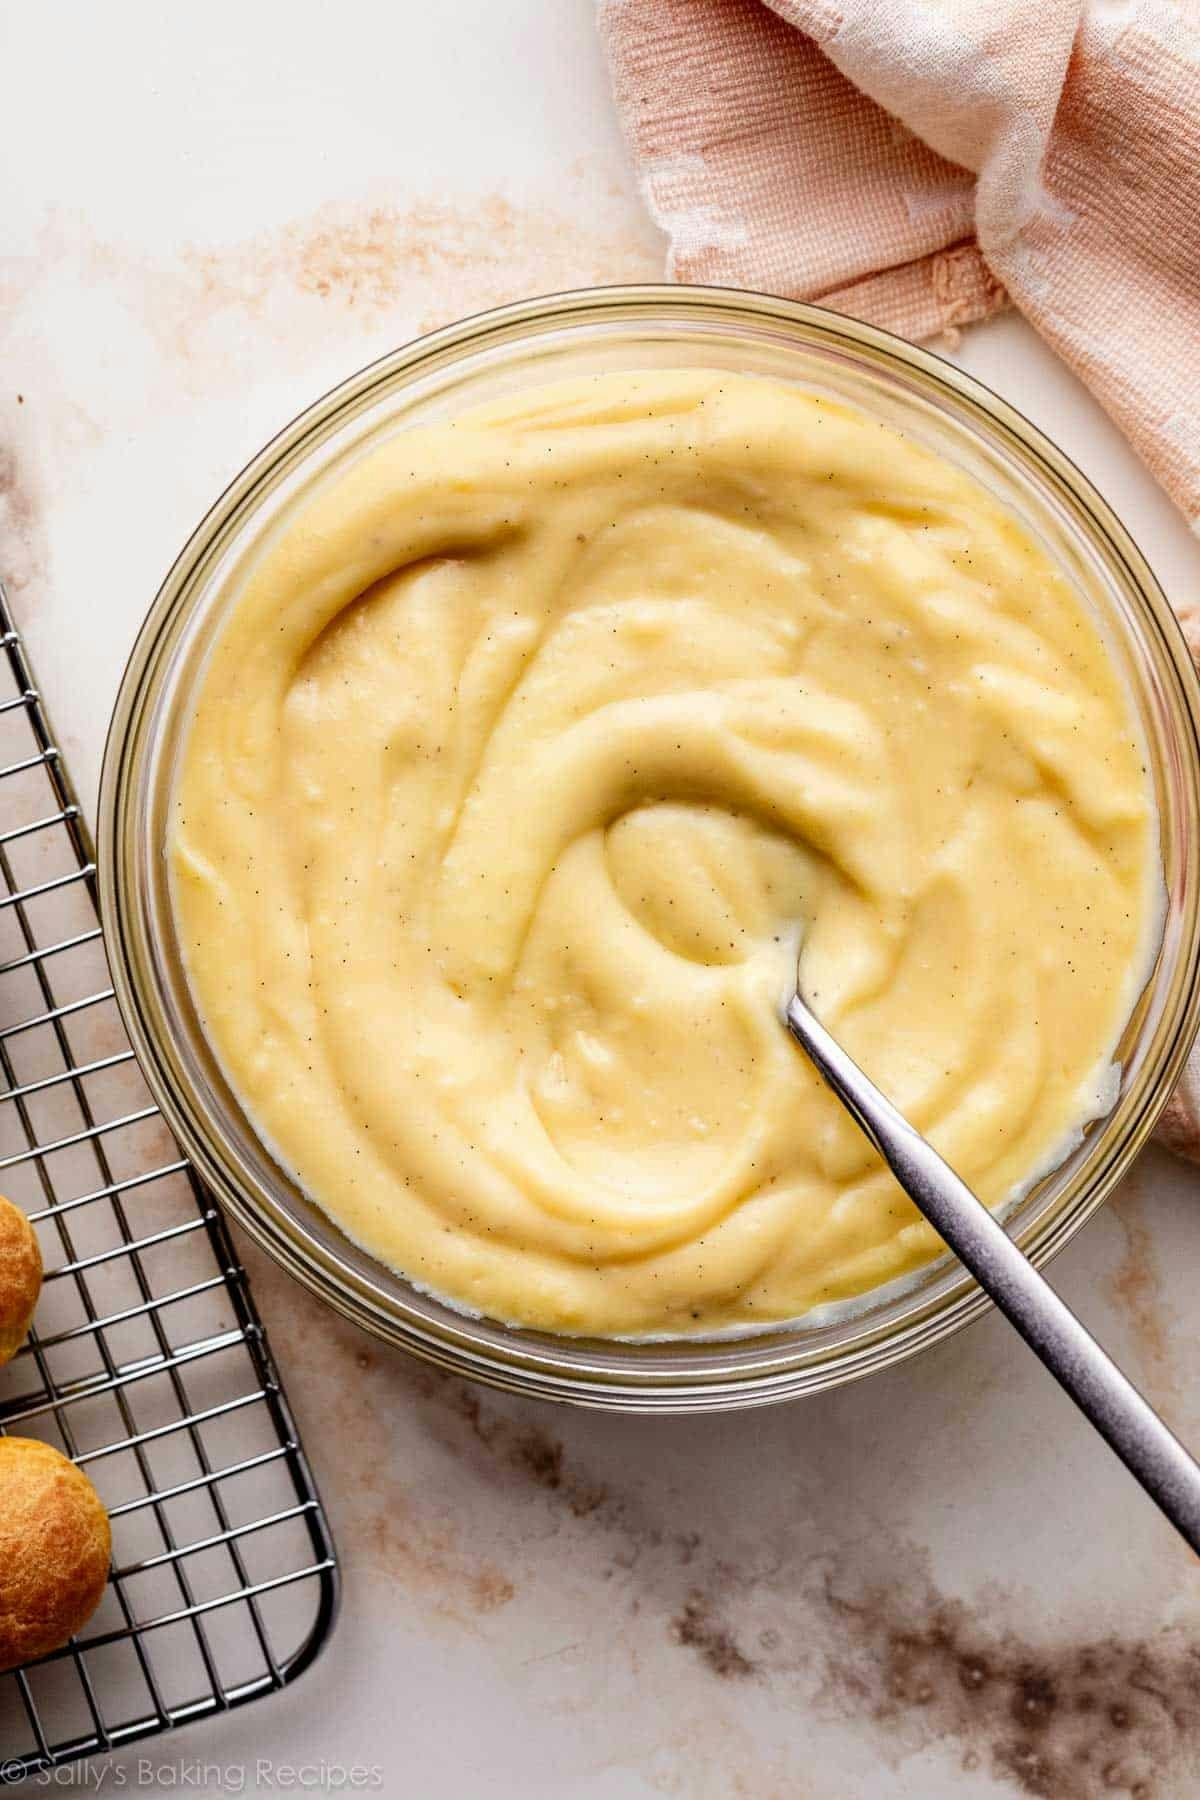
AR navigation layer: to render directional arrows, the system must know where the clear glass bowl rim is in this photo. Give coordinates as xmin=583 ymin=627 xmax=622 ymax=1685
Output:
xmin=97 ymin=283 xmax=1200 ymax=1413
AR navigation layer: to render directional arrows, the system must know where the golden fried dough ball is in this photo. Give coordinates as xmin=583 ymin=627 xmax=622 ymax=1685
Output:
xmin=0 ymin=1196 xmax=41 ymax=1366
xmin=0 ymin=1437 xmax=111 ymax=1671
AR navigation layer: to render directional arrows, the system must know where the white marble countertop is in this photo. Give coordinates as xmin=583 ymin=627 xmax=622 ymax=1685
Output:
xmin=4 ymin=3 xmax=1200 ymax=1794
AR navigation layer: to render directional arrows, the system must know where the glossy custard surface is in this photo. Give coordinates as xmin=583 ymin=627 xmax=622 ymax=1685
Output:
xmin=171 ymin=372 xmax=1156 ymax=1335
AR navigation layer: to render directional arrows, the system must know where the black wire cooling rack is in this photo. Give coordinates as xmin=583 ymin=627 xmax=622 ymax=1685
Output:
xmin=0 ymin=583 xmax=338 ymax=1783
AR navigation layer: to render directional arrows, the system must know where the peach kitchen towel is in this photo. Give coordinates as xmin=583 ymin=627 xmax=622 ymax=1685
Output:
xmin=598 ymin=0 xmax=1200 ymax=526
xmin=599 ymin=0 xmax=1200 ymax=1163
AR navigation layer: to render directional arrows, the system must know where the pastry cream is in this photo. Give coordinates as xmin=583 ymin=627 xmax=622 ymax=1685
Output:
xmin=171 ymin=371 xmax=1157 ymax=1336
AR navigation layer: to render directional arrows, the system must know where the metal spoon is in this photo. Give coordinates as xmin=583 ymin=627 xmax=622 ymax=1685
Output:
xmin=784 ymin=986 xmax=1200 ymax=1556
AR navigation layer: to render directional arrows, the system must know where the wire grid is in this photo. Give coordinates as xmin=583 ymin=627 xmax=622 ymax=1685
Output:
xmin=0 ymin=586 xmax=338 ymax=1782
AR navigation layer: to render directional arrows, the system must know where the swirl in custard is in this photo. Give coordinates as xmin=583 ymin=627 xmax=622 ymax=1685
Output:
xmin=171 ymin=371 xmax=1157 ymax=1335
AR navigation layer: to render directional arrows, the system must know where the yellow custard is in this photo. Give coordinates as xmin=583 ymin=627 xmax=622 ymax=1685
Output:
xmin=171 ymin=371 xmax=1157 ymax=1336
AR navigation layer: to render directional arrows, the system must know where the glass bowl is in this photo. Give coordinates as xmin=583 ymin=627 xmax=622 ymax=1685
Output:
xmin=97 ymin=285 xmax=1200 ymax=1412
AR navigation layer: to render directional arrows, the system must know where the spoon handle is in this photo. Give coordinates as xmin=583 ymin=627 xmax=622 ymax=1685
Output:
xmin=785 ymin=990 xmax=1200 ymax=1556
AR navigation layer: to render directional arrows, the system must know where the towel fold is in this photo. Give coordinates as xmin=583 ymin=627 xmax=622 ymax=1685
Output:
xmin=600 ymin=0 xmax=1200 ymax=522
